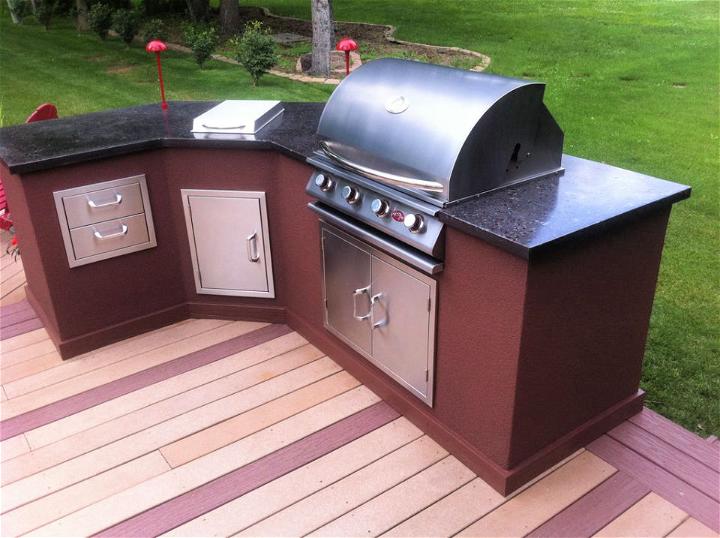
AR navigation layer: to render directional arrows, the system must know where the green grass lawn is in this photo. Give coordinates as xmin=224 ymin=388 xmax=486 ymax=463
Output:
xmin=0 ymin=1 xmax=718 ymax=435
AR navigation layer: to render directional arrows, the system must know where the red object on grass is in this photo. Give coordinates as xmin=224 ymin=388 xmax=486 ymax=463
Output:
xmin=146 ymin=40 xmax=168 ymax=110
xmin=25 ymin=103 xmax=58 ymax=123
xmin=336 ymin=37 xmax=358 ymax=76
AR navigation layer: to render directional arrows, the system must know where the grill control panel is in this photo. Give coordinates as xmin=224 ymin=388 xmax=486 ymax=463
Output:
xmin=306 ymin=169 xmax=445 ymax=259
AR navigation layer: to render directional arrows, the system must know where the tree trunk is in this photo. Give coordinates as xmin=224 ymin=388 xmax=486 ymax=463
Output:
xmin=6 ymin=0 xmax=21 ymax=23
xmin=75 ymin=0 xmax=88 ymax=31
xmin=28 ymin=0 xmax=37 ymax=14
xmin=185 ymin=0 xmax=208 ymax=22
xmin=310 ymin=0 xmax=333 ymax=77
xmin=219 ymin=0 xmax=239 ymax=35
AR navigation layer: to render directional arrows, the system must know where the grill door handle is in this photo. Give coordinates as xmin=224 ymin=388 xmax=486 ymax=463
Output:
xmin=320 ymin=141 xmax=444 ymax=193
xmin=87 ymin=193 xmax=122 ymax=208
xmin=370 ymin=292 xmax=387 ymax=329
xmin=246 ymin=232 xmax=260 ymax=262
xmin=352 ymin=286 xmax=371 ymax=321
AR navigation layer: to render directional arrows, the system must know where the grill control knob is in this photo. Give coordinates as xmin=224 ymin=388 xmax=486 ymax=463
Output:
xmin=341 ymin=185 xmax=361 ymax=204
xmin=371 ymin=199 xmax=390 ymax=217
xmin=403 ymin=213 xmax=425 ymax=233
xmin=314 ymin=174 xmax=334 ymax=192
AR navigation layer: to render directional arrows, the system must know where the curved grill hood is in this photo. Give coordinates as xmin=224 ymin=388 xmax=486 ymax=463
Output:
xmin=317 ymin=59 xmax=564 ymax=206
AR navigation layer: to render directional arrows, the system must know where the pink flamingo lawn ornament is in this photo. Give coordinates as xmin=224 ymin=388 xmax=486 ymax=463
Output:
xmin=336 ymin=37 xmax=358 ymax=76
xmin=146 ymin=40 xmax=168 ymax=110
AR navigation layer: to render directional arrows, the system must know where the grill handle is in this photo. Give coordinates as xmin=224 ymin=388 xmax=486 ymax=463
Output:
xmin=320 ymin=141 xmax=445 ymax=193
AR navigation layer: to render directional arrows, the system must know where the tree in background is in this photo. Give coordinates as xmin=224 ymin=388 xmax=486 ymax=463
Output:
xmin=75 ymin=0 xmax=88 ymax=30
xmin=185 ymin=0 xmax=208 ymax=23
xmin=219 ymin=0 xmax=239 ymax=35
xmin=310 ymin=0 xmax=333 ymax=77
xmin=232 ymin=20 xmax=278 ymax=86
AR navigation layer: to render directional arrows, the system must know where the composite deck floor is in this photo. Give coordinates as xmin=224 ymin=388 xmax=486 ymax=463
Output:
xmin=0 ymin=253 xmax=718 ymax=537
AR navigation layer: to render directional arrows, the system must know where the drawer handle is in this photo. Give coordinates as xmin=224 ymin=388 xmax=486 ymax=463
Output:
xmin=93 ymin=224 xmax=128 ymax=240
xmin=371 ymin=292 xmax=387 ymax=329
xmin=246 ymin=232 xmax=260 ymax=263
xmin=87 ymin=193 xmax=123 ymax=208
xmin=352 ymin=286 xmax=371 ymax=321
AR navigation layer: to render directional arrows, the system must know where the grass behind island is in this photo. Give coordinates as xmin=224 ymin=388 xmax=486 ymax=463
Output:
xmin=0 ymin=1 xmax=718 ymax=435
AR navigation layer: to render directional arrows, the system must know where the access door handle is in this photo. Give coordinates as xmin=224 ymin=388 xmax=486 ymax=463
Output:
xmin=352 ymin=286 xmax=371 ymax=321
xmin=370 ymin=292 xmax=387 ymax=329
xmin=87 ymin=193 xmax=122 ymax=208
xmin=246 ymin=232 xmax=260 ymax=262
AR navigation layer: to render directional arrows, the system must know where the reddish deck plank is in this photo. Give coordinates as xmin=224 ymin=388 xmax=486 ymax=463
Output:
xmin=0 ymin=299 xmax=31 ymax=318
xmin=1 ymin=317 xmax=43 ymax=341
xmin=629 ymin=408 xmax=720 ymax=472
xmin=0 ymin=307 xmax=37 ymax=330
xmin=0 ymin=324 xmax=292 ymax=440
xmin=589 ymin=435 xmax=720 ymax=532
xmin=609 ymin=421 xmax=719 ymax=500
xmin=527 ymin=471 xmax=650 ymax=537
xmin=94 ymin=401 xmax=400 ymax=537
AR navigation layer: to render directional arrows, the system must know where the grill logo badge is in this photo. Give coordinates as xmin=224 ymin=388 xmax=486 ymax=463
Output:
xmin=385 ymin=95 xmax=409 ymax=114
xmin=391 ymin=209 xmax=405 ymax=222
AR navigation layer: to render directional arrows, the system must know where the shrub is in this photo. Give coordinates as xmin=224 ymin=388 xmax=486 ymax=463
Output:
xmin=35 ymin=0 xmax=56 ymax=30
xmin=88 ymin=2 xmax=113 ymax=40
xmin=112 ymin=8 xmax=140 ymax=45
xmin=140 ymin=17 xmax=166 ymax=43
xmin=231 ymin=20 xmax=277 ymax=87
xmin=184 ymin=24 xmax=218 ymax=69
xmin=140 ymin=0 xmax=184 ymax=17
xmin=7 ymin=0 xmax=29 ymax=23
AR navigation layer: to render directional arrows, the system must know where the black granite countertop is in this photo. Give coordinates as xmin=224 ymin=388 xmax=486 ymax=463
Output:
xmin=0 ymin=101 xmax=690 ymax=259
xmin=0 ymin=101 xmax=323 ymax=174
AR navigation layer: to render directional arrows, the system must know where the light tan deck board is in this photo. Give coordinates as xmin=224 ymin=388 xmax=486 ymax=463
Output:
xmin=1 ymin=358 xmax=352 ymax=507
xmin=667 ymin=517 xmax=720 ymax=537
xmin=2 ymin=317 xmax=233 ymax=401
xmin=0 ymin=434 xmax=30 ymax=462
xmin=0 ymin=328 xmax=49 ymax=355
xmin=28 ymin=386 xmax=380 ymax=537
xmin=457 ymin=451 xmax=616 ymax=537
xmin=1 ymin=320 xmax=258 ymax=416
xmin=23 ymin=332 xmax=310 ymax=450
xmin=307 ymin=456 xmax=475 ymax=537
xmin=0 ymin=451 xmax=170 ymax=536
xmin=2 ymin=345 xmax=326 ymax=484
xmin=595 ymin=492 xmax=688 ymax=537
xmin=1 ymin=338 xmax=56 ymax=369
xmin=161 ymin=363 xmax=355 ymax=467
xmin=163 ymin=417 xmax=423 ymax=538
xmin=0 ymin=351 xmax=62 ymax=384
xmin=237 ymin=435 xmax=448 ymax=537
xmin=0 ymin=271 xmax=27 ymax=300
xmin=0 ymin=286 xmax=26 ymax=306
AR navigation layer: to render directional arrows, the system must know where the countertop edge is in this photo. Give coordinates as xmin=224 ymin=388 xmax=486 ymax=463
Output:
xmin=438 ymin=186 xmax=691 ymax=260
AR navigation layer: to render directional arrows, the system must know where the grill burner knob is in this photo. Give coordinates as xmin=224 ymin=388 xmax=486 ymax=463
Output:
xmin=342 ymin=185 xmax=361 ymax=204
xmin=314 ymin=174 xmax=334 ymax=192
xmin=371 ymin=199 xmax=390 ymax=217
xmin=403 ymin=213 xmax=425 ymax=233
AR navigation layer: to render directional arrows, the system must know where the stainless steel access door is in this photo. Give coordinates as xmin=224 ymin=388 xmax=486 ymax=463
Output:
xmin=370 ymin=255 xmax=433 ymax=403
xmin=322 ymin=228 xmax=372 ymax=355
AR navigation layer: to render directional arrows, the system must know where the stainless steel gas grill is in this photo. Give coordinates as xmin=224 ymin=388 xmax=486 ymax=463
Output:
xmin=307 ymin=58 xmax=564 ymax=262
xmin=306 ymin=58 xmax=565 ymax=406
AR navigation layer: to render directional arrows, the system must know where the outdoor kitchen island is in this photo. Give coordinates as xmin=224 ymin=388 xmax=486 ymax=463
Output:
xmin=0 ymin=100 xmax=690 ymax=495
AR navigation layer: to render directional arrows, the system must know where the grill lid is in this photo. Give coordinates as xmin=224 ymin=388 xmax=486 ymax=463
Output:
xmin=317 ymin=58 xmax=564 ymax=205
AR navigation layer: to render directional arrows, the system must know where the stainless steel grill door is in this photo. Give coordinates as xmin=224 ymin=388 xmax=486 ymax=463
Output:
xmin=370 ymin=256 xmax=432 ymax=401
xmin=322 ymin=229 xmax=372 ymax=354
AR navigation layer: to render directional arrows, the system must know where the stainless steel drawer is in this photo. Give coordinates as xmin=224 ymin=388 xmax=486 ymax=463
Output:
xmin=63 ymin=182 xmax=145 ymax=229
xmin=54 ymin=175 xmax=158 ymax=267
xmin=69 ymin=213 xmax=150 ymax=260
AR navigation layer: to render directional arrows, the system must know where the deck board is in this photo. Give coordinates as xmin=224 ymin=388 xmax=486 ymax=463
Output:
xmin=594 ymin=493 xmax=687 ymax=537
xmin=0 ymin=271 xmax=717 ymax=538
xmin=28 ymin=387 xmax=383 ymax=536
xmin=237 ymin=435 xmax=448 ymax=537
